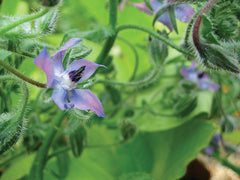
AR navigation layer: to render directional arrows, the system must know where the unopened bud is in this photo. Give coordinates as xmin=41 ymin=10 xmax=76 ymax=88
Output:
xmin=120 ymin=120 xmax=137 ymax=141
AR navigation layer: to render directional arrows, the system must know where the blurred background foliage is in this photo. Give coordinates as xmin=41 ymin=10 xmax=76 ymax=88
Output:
xmin=0 ymin=0 xmax=240 ymax=179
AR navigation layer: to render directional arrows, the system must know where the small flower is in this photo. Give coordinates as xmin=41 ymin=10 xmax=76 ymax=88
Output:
xmin=133 ymin=0 xmax=194 ymax=31
xmin=181 ymin=61 xmax=220 ymax=91
xmin=203 ymin=133 xmax=222 ymax=157
xmin=33 ymin=38 xmax=106 ymax=117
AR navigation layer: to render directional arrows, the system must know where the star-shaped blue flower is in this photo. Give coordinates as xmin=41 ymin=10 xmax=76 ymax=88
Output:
xmin=133 ymin=0 xmax=194 ymax=32
xmin=33 ymin=38 xmax=106 ymax=117
xmin=181 ymin=61 xmax=220 ymax=91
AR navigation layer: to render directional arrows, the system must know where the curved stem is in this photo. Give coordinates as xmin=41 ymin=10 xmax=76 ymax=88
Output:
xmin=0 ymin=59 xmax=46 ymax=88
xmin=29 ymin=111 xmax=65 ymax=180
xmin=96 ymin=66 xmax=161 ymax=88
xmin=118 ymin=36 xmax=139 ymax=81
xmin=116 ymin=24 xmax=194 ymax=57
xmin=0 ymin=9 xmax=48 ymax=34
xmin=192 ymin=0 xmax=218 ymax=51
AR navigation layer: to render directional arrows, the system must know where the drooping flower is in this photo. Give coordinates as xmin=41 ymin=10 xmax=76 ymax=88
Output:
xmin=33 ymin=38 xmax=106 ymax=117
xmin=181 ymin=61 xmax=220 ymax=91
xmin=132 ymin=0 xmax=194 ymax=31
xmin=203 ymin=133 xmax=222 ymax=157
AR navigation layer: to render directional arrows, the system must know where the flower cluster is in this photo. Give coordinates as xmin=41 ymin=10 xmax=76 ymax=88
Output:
xmin=33 ymin=38 xmax=106 ymax=117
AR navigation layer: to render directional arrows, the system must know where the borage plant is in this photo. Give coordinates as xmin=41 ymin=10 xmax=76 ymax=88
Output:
xmin=0 ymin=0 xmax=240 ymax=179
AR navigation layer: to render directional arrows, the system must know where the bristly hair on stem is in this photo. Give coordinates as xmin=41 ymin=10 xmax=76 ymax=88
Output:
xmin=192 ymin=0 xmax=219 ymax=52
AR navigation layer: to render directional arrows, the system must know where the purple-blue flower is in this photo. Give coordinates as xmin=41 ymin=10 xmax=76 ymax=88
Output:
xmin=133 ymin=0 xmax=194 ymax=32
xmin=181 ymin=61 xmax=220 ymax=92
xmin=33 ymin=38 xmax=106 ymax=117
xmin=203 ymin=133 xmax=222 ymax=157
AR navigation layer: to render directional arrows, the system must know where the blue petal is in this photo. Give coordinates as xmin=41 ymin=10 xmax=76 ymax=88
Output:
xmin=175 ymin=4 xmax=194 ymax=23
xmin=66 ymin=59 xmax=106 ymax=83
xmin=33 ymin=47 xmax=54 ymax=87
xmin=203 ymin=146 xmax=215 ymax=157
xmin=132 ymin=3 xmax=154 ymax=15
xmin=69 ymin=89 xmax=106 ymax=117
xmin=52 ymin=88 xmax=74 ymax=110
xmin=52 ymin=38 xmax=83 ymax=74
xmin=157 ymin=13 xmax=173 ymax=32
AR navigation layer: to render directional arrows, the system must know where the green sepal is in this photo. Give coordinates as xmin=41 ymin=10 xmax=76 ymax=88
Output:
xmin=69 ymin=125 xmax=87 ymax=157
xmin=199 ymin=43 xmax=240 ymax=73
xmin=168 ymin=5 xmax=178 ymax=34
xmin=148 ymin=30 xmax=168 ymax=66
xmin=201 ymin=14 xmax=219 ymax=44
xmin=144 ymin=0 xmax=154 ymax=11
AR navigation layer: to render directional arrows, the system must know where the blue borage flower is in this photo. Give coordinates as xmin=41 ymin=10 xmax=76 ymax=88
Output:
xmin=132 ymin=0 xmax=194 ymax=32
xmin=33 ymin=38 xmax=106 ymax=117
xmin=203 ymin=133 xmax=222 ymax=157
xmin=181 ymin=61 xmax=220 ymax=92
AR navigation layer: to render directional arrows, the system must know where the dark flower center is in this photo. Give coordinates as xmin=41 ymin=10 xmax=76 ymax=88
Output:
xmin=197 ymin=72 xmax=205 ymax=79
xmin=69 ymin=66 xmax=86 ymax=82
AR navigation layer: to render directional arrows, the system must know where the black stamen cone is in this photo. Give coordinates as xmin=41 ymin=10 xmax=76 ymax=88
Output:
xmin=69 ymin=66 xmax=86 ymax=82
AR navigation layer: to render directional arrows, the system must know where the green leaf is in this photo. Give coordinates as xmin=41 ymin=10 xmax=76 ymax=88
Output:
xmin=149 ymin=120 xmax=217 ymax=180
xmin=133 ymin=91 xmax=214 ymax=131
xmin=119 ymin=172 xmax=155 ymax=180
xmin=62 ymin=24 xmax=114 ymax=43
xmin=1 ymin=0 xmax=19 ymax=15
xmin=116 ymin=133 xmax=154 ymax=173
xmin=0 ymin=76 xmax=29 ymax=154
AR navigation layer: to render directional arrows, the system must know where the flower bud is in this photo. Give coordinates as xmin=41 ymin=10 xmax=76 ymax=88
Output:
xmin=197 ymin=43 xmax=240 ymax=74
xmin=120 ymin=120 xmax=137 ymax=141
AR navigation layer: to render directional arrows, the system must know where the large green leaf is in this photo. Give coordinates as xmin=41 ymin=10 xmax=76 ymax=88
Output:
xmin=1 ymin=120 xmax=216 ymax=180
xmin=133 ymin=90 xmax=214 ymax=131
xmin=149 ymin=120 xmax=217 ymax=179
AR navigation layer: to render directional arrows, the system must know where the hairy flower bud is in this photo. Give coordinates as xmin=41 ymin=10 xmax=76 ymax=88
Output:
xmin=197 ymin=43 xmax=240 ymax=73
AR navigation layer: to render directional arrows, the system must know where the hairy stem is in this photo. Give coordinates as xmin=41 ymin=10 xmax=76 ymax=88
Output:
xmin=29 ymin=111 xmax=65 ymax=180
xmin=0 ymin=59 xmax=46 ymax=88
xmin=192 ymin=0 xmax=218 ymax=51
xmin=117 ymin=24 xmax=194 ymax=57
xmin=0 ymin=9 xmax=48 ymax=34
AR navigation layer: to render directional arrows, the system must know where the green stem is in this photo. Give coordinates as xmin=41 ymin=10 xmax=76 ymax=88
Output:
xmin=0 ymin=59 xmax=46 ymax=88
xmin=29 ymin=111 xmax=65 ymax=180
xmin=95 ymin=35 xmax=117 ymax=64
xmin=96 ymin=66 xmax=162 ymax=88
xmin=95 ymin=0 xmax=117 ymax=65
xmin=214 ymin=154 xmax=240 ymax=175
xmin=109 ymin=0 xmax=118 ymax=30
xmin=116 ymin=24 xmax=194 ymax=57
xmin=0 ymin=9 xmax=48 ymax=34
xmin=118 ymin=36 xmax=139 ymax=81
